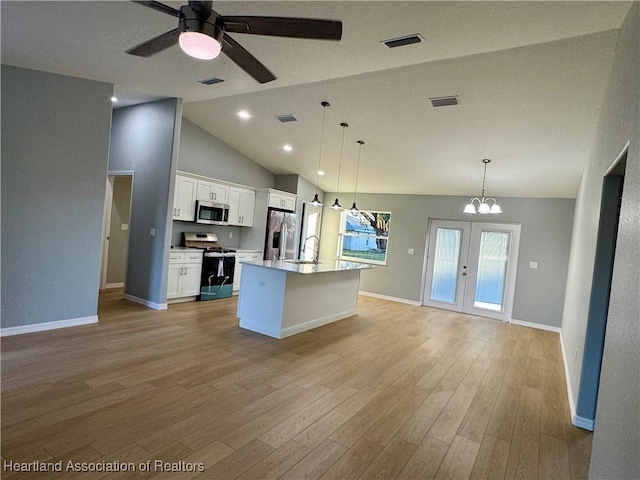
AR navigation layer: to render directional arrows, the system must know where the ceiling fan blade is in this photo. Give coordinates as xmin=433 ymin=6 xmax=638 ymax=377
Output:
xmin=221 ymin=33 xmax=276 ymax=84
xmin=131 ymin=1 xmax=181 ymax=18
xmin=218 ymin=16 xmax=342 ymax=40
xmin=126 ymin=28 xmax=180 ymax=57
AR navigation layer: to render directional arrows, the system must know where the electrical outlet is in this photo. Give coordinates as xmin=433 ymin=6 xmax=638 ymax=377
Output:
xmin=408 ymin=248 xmax=415 ymax=255
xmin=229 ymin=232 xmax=233 ymax=239
xmin=529 ymin=261 xmax=538 ymax=269
xmin=149 ymin=228 xmax=155 ymax=238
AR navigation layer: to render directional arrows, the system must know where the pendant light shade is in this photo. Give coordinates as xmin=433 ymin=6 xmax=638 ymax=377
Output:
xmin=310 ymin=101 xmax=330 ymax=206
xmin=331 ymin=122 xmax=349 ymax=211
xmin=463 ymin=159 xmax=502 ymax=214
xmin=351 ymin=140 xmax=364 ymax=212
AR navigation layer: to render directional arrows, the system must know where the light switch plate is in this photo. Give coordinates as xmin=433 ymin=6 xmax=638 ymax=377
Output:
xmin=529 ymin=261 xmax=538 ymax=269
xmin=149 ymin=228 xmax=156 ymax=237
xmin=408 ymin=248 xmax=415 ymax=255
xmin=121 ymin=223 xmax=128 ymax=231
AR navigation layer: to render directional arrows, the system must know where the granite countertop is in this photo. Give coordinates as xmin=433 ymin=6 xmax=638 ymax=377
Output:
xmin=241 ymin=259 xmax=377 ymax=275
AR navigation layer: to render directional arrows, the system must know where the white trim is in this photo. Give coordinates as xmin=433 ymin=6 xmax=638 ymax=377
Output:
xmin=124 ymin=293 xmax=167 ymax=311
xmin=559 ymin=330 xmax=582 ymax=430
xmin=604 ymin=141 xmax=629 ymax=176
xmin=1 ymin=316 xmax=98 ymax=337
xmin=281 ymin=309 xmax=357 ymax=338
xmin=573 ymin=415 xmax=594 ymax=431
xmin=167 ymin=296 xmax=198 ymax=304
xmin=510 ymin=318 xmax=561 ymax=333
xmin=238 ymin=318 xmax=283 ymax=339
xmin=103 ymin=282 xmax=124 ymax=289
xmin=358 ymin=291 xmax=421 ymax=306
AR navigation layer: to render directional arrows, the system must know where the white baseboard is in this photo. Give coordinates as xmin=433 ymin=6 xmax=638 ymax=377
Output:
xmin=358 ymin=291 xmax=421 ymax=306
xmin=123 ymin=293 xmax=167 ymax=311
xmin=510 ymin=318 xmax=561 ymax=333
xmin=559 ymin=330 xmax=585 ymax=430
xmin=281 ymin=309 xmax=358 ymax=338
xmin=167 ymin=296 xmax=197 ymax=304
xmin=103 ymin=282 xmax=124 ymax=289
xmin=0 ymin=316 xmax=98 ymax=337
xmin=573 ymin=414 xmax=594 ymax=431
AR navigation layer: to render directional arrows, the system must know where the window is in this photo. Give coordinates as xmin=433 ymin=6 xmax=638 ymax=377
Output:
xmin=338 ymin=209 xmax=391 ymax=265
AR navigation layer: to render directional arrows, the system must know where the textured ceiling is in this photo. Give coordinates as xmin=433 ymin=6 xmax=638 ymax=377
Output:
xmin=1 ymin=1 xmax=632 ymax=197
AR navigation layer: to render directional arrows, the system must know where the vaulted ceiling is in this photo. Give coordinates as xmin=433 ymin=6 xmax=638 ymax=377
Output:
xmin=1 ymin=1 xmax=632 ymax=197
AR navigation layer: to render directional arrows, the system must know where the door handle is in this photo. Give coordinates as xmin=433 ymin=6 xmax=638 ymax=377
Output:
xmin=462 ymin=272 xmax=467 ymax=276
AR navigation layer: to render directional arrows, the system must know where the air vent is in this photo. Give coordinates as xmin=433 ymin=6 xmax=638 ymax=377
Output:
xmin=199 ymin=77 xmax=224 ymax=85
xmin=276 ymin=114 xmax=298 ymax=123
xmin=382 ymin=34 xmax=424 ymax=49
xmin=429 ymin=96 xmax=460 ymax=107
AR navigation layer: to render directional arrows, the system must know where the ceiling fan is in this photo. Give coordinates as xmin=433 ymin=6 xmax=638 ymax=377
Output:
xmin=126 ymin=0 xmax=343 ymax=84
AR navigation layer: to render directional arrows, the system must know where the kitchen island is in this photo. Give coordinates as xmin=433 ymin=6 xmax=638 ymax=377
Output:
xmin=237 ymin=259 xmax=376 ymax=339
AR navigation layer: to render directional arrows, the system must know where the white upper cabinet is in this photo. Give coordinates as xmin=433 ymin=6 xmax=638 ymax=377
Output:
xmin=196 ymin=179 xmax=229 ymax=204
xmin=228 ymin=187 xmax=255 ymax=227
xmin=268 ymin=190 xmax=296 ymax=211
xmin=173 ymin=175 xmax=197 ymax=221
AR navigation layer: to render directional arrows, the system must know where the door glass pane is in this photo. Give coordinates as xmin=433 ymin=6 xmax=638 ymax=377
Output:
xmin=474 ymin=231 xmax=510 ymax=311
xmin=430 ymin=228 xmax=462 ymax=303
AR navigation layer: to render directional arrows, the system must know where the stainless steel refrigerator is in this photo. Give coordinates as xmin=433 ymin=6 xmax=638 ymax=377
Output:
xmin=264 ymin=208 xmax=298 ymax=260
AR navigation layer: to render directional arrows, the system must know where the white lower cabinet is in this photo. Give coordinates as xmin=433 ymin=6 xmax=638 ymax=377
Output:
xmin=234 ymin=250 xmax=262 ymax=292
xmin=167 ymin=250 xmax=203 ymax=302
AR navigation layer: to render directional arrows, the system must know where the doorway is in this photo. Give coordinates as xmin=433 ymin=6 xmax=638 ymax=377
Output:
xmin=575 ymin=146 xmax=627 ymax=430
xmin=423 ymin=220 xmax=521 ymax=321
xmin=100 ymin=173 xmax=133 ymax=290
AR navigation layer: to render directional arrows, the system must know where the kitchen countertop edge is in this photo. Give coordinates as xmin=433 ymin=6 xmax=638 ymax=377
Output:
xmin=240 ymin=259 xmax=377 ymax=275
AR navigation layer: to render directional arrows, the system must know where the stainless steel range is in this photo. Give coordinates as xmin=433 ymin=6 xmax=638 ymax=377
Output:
xmin=183 ymin=233 xmax=236 ymax=301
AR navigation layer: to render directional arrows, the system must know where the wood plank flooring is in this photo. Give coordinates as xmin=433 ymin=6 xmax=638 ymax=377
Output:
xmin=1 ymin=290 xmax=592 ymax=479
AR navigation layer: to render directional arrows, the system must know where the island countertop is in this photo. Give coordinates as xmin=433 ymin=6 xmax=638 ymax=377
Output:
xmin=240 ymin=259 xmax=377 ymax=275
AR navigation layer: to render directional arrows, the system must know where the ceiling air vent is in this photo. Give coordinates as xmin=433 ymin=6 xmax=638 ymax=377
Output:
xmin=382 ymin=34 xmax=424 ymax=49
xmin=276 ymin=114 xmax=298 ymax=123
xmin=199 ymin=77 xmax=224 ymax=85
xmin=429 ymin=95 xmax=460 ymax=107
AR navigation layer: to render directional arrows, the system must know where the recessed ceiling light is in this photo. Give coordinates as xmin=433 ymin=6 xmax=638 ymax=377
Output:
xmin=110 ymin=96 xmax=118 ymax=103
xmin=318 ymin=170 xmax=325 ymax=176
xmin=282 ymin=145 xmax=293 ymax=152
xmin=237 ymin=110 xmax=252 ymax=120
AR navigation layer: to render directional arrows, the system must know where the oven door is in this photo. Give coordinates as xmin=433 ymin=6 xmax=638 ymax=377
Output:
xmin=199 ymin=254 xmax=235 ymax=301
xmin=196 ymin=201 xmax=229 ymax=225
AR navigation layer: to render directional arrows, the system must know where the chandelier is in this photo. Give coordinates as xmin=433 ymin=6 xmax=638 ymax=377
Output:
xmin=463 ymin=159 xmax=502 ymax=214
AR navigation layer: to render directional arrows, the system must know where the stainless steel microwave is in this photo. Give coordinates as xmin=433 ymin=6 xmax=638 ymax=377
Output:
xmin=195 ymin=201 xmax=229 ymax=225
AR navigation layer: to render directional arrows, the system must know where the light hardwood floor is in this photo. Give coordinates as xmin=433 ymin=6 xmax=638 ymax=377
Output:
xmin=1 ymin=290 xmax=592 ymax=479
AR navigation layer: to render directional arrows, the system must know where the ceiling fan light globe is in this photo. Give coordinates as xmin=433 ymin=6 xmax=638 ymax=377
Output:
xmin=179 ymin=31 xmax=221 ymax=60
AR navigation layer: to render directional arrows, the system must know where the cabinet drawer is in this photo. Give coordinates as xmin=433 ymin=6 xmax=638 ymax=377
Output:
xmin=235 ymin=253 xmax=249 ymax=262
xmin=249 ymin=253 xmax=262 ymax=260
xmin=183 ymin=252 xmax=204 ymax=264
xmin=169 ymin=253 xmax=184 ymax=263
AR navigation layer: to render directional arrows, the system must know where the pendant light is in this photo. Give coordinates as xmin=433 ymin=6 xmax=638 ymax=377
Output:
xmin=463 ymin=159 xmax=502 ymax=214
xmin=310 ymin=101 xmax=330 ymax=206
xmin=350 ymin=140 xmax=365 ymax=212
xmin=331 ymin=122 xmax=349 ymax=210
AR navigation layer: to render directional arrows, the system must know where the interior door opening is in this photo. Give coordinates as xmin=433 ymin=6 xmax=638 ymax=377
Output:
xmin=576 ymin=147 xmax=627 ymax=430
xmin=423 ymin=220 xmax=521 ymax=322
xmin=100 ymin=173 xmax=133 ymax=291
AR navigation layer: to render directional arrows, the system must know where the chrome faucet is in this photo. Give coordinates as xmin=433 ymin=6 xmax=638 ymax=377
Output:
xmin=302 ymin=235 xmax=320 ymax=263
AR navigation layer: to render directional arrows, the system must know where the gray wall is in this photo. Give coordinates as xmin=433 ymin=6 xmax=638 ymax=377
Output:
xmin=109 ymin=99 xmax=182 ymax=306
xmin=565 ymin=3 xmax=639 ymax=478
xmin=319 ymin=193 xmax=574 ymax=328
xmin=1 ymin=65 xmax=113 ymax=328
xmin=106 ymin=176 xmax=132 ymax=284
xmin=172 ymin=119 xmax=276 ymax=248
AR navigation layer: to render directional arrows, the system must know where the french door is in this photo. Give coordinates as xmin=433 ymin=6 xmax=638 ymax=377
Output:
xmin=423 ymin=220 xmax=521 ymax=321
